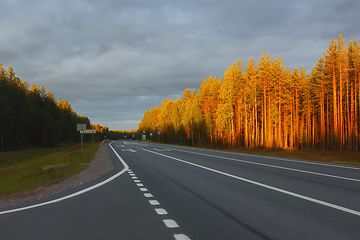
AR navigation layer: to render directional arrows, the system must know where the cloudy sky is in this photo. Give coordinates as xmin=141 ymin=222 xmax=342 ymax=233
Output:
xmin=1 ymin=0 xmax=359 ymax=130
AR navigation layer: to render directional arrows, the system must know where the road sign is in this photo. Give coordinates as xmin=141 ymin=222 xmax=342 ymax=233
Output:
xmin=77 ymin=124 xmax=86 ymax=131
xmin=80 ymin=129 xmax=96 ymax=134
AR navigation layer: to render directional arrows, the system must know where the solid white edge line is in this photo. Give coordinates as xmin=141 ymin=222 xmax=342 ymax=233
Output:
xmin=172 ymin=148 xmax=360 ymax=183
xmin=143 ymin=148 xmax=360 ymax=217
xmin=160 ymin=144 xmax=360 ymax=171
xmin=0 ymin=142 xmax=129 ymax=216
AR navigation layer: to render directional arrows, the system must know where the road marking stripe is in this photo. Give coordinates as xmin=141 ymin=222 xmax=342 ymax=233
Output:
xmin=144 ymin=193 xmax=154 ymax=198
xmin=137 ymin=183 xmax=144 ymax=187
xmin=172 ymin=148 xmax=360 ymax=183
xmin=163 ymin=219 xmax=179 ymax=228
xmin=140 ymin=188 xmax=148 ymax=192
xmin=129 ymin=174 xmax=136 ymax=176
xmin=149 ymin=200 xmax=160 ymax=205
xmin=132 ymin=176 xmax=138 ymax=179
xmin=143 ymin=148 xmax=360 ymax=217
xmin=134 ymin=180 xmax=141 ymax=182
xmin=0 ymin=142 xmax=129 ymax=216
xmin=167 ymin=145 xmax=360 ymax=171
xmin=155 ymin=208 xmax=168 ymax=215
xmin=174 ymin=234 xmax=191 ymax=240
xmin=224 ymin=150 xmax=360 ymax=170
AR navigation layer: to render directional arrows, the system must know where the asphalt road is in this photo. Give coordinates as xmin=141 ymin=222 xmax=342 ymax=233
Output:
xmin=1 ymin=141 xmax=360 ymax=240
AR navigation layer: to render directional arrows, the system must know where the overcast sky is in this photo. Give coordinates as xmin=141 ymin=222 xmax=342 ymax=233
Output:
xmin=1 ymin=0 xmax=359 ymax=130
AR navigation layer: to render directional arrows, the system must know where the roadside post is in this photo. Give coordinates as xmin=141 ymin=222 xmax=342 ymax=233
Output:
xmin=77 ymin=124 xmax=86 ymax=151
xmin=157 ymin=131 xmax=161 ymax=142
xmin=142 ymin=131 xmax=146 ymax=141
xmin=80 ymin=130 xmax=97 ymax=147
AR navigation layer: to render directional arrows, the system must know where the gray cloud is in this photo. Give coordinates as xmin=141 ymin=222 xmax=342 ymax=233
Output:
xmin=1 ymin=0 xmax=359 ymax=130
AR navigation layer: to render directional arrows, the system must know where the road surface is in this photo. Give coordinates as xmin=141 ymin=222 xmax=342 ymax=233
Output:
xmin=1 ymin=141 xmax=360 ymax=239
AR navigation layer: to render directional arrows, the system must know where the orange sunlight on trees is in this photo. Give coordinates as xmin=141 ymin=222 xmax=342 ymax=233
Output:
xmin=138 ymin=35 xmax=360 ymax=151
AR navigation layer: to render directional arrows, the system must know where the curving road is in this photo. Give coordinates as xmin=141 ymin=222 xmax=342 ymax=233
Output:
xmin=1 ymin=141 xmax=360 ymax=239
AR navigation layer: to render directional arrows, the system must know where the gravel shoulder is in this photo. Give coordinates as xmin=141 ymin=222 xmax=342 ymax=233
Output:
xmin=0 ymin=142 xmax=114 ymax=209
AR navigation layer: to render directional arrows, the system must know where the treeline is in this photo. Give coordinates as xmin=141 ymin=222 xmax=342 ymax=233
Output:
xmin=92 ymin=124 xmax=138 ymax=140
xmin=138 ymin=35 xmax=360 ymax=151
xmin=0 ymin=64 xmax=131 ymax=151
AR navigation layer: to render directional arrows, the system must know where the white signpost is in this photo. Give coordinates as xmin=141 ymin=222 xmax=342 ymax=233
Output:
xmin=77 ymin=124 xmax=96 ymax=150
xmin=80 ymin=130 xmax=96 ymax=134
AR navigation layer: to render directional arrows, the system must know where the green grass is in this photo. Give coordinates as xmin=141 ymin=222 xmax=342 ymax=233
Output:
xmin=0 ymin=143 xmax=101 ymax=196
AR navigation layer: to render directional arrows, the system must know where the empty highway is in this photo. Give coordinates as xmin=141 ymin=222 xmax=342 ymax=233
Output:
xmin=1 ymin=141 xmax=360 ymax=239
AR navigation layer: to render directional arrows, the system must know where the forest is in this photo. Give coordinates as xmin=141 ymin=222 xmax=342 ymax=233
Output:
xmin=138 ymin=35 xmax=360 ymax=151
xmin=0 ymin=64 xmax=133 ymax=151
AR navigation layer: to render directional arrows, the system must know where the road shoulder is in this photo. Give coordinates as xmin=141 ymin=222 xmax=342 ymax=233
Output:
xmin=0 ymin=143 xmax=114 ymax=209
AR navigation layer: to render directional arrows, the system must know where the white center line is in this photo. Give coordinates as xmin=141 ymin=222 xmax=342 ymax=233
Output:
xmin=155 ymin=208 xmax=168 ymax=215
xmin=143 ymin=148 xmax=360 ymax=217
xmin=172 ymin=148 xmax=360 ymax=183
xmin=149 ymin=200 xmax=160 ymax=205
xmin=174 ymin=234 xmax=191 ymax=240
xmin=134 ymin=180 xmax=141 ymax=182
xmin=137 ymin=183 xmax=144 ymax=187
xmin=144 ymin=193 xmax=154 ymax=198
xmin=140 ymin=188 xmax=148 ymax=192
xmin=163 ymin=219 xmax=179 ymax=228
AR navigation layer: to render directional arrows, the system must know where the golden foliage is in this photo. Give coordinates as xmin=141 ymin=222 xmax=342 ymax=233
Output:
xmin=138 ymin=35 xmax=360 ymax=150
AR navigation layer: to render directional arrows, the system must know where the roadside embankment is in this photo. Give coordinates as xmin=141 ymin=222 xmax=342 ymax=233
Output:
xmin=0 ymin=142 xmax=113 ymax=209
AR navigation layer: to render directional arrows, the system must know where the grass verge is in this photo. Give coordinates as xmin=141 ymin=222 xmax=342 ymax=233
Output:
xmin=0 ymin=143 xmax=101 ymax=196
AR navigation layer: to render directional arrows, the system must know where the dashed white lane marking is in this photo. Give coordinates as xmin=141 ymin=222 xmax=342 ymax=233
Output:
xmin=155 ymin=208 xmax=168 ymax=215
xmin=149 ymin=200 xmax=160 ymax=205
xmin=163 ymin=219 xmax=179 ymax=228
xmin=174 ymin=234 xmax=191 ymax=240
xmin=127 ymin=153 xmax=191 ymax=240
xmin=153 ymin=148 xmax=171 ymax=152
xmin=0 ymin=142 xmax=129 ymax=216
